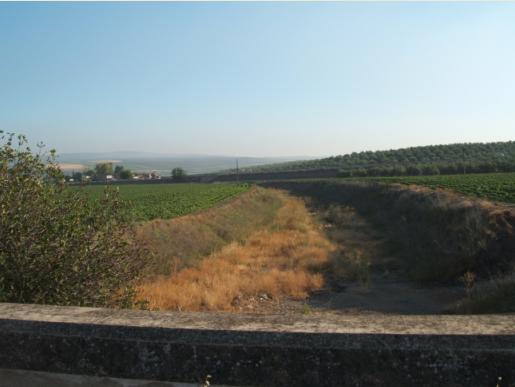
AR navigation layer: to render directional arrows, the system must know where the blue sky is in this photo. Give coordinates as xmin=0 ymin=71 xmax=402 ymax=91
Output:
xmin=1 ymin=2 xmax=515 ymax=157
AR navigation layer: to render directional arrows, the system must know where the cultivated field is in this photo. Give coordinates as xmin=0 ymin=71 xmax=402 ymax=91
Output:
xmin=369 ymin=172 xmax=515 ymax=204
xmin=80 ymin=183 xmax=250 ymax=220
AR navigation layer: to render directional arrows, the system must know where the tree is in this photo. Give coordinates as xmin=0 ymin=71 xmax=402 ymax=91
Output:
xmin=422 ymin=164 xmax=440 ymax=175
xmin=337 ymin=170 xmax=352 ymax=178
xmin=0 ymin=132 xmax=148 ymax=307
xmin=352 ymin=168 xmax=368 ymax=177
xmin=392 ymin=166 xmax=407 ymax=176
xmin=171 ymin=167 xmax=186 ymax=181
xmin=113 ymin=165 xmax=133 ymax=180
xmin=95 ymin=162 xmax=113 ymax=179
xmin=71 ymin=171 xmax=83 ymax=181
xmin=114 ymin=165 xmax=124 ymax=178
xmin=119 ymin=169 xmax=133 ymax=180
xmin=407 ymin=165 xmax=422 ymax=176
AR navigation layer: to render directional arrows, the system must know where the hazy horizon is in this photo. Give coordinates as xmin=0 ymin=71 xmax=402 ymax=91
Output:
xmin=57 ymin=138 xmax=515 ymax=161
xmin=2 ymin=2 xmax=515 ymax=157
xmin=58 ymin=150 xmax=320 ymax=159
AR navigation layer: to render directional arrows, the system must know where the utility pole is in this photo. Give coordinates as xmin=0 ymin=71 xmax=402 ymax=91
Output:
xmin=463 ymin=147 xmax=466 ymax=174
xmin=236 ymin=159 xmax=239 ymax=182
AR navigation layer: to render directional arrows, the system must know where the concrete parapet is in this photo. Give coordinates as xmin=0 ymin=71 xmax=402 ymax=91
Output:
xmin=0 ymin=303 xmax=514 ymax=386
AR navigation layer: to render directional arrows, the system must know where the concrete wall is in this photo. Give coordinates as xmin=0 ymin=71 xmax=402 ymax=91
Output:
xmin=0 ymin=303 xmax=514 ymax=387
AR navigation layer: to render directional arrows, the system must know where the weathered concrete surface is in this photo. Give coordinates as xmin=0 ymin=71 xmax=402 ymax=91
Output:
xmin=0 ymin=303 xmax=514 ymax=387
xmin=0 ymin=368 xmax=216 ymax=387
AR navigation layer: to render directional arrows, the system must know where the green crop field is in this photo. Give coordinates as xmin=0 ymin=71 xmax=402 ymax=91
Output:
xmin=370 ymin=173 xmax=515 ymax=204
xmin=79 ymin=183 xmax=251 ymax=220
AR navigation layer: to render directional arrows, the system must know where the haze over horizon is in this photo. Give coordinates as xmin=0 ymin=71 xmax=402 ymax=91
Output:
xmin=1 ymin=2 xmax=515 ymax=157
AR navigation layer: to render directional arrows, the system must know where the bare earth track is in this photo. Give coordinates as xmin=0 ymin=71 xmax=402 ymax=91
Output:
xmin=257 ymin=203 xmax=466 ymax=315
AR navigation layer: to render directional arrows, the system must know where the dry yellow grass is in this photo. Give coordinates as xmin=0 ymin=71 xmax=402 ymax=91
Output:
xmin=135 ymin=187 xmax=282 ymax=277
xmin=137 ymin=190 xmax=335 ymax=311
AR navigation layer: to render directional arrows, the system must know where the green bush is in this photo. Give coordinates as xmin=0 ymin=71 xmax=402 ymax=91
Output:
xmin=171 ymin=167 xmax=186 ymax=181
xmin=0 ymin=132 xmax=148 ymax=307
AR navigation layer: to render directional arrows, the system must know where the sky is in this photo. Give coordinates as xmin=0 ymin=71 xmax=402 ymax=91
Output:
xmin=1 ymin=2 xmax=515 ymax=158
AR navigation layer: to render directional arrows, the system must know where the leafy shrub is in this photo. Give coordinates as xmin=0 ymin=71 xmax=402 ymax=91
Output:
xmin=0 ymin=132 xmax=148 ymax=307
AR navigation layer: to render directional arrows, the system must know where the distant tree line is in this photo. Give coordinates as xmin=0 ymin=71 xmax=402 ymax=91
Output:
xmin=233 ymin=141 xmax=515 ymax=177
xmin=337 ymin=160 xmax=515 ymax=178
xmin=65 ymin=163 xmax=135 ymax=182
xmin=66 ymin=163 xmax=188 ymax=182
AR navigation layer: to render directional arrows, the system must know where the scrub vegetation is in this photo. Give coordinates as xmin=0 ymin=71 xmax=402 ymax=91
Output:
xmin=263 ymin=180 xmax=515 ymax=312
xmin=135 ymin=187 xmax=282 ymax=277
xmin=264 ymin=180 xmax=515 ymax=283
xmin=0 ymin=132 xmax=148 ymax=307
xmin=137 ymin=190 xmax=334 ymax=311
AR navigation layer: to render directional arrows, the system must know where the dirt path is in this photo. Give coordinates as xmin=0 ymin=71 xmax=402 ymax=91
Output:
xmin=292 ymin=203 xmax=465 ymax=315
xmin=307 ymin=274 xmax=464 ymax=314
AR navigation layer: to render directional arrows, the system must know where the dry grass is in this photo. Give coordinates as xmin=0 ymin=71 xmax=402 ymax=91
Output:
xmin=263 ymin=180 xmax=515 ymax=283
xmin=135 ymin=187 xmax=282 ymax=277
xmin=452 ymin=273 xmax=515 ymax=313
xmin=137 ymin=191 xmax=335 ymax=311
xmin=315 ymin=204 xmax=397 ymax=288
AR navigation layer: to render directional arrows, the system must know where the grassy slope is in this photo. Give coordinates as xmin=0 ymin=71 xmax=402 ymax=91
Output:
xmin=138 ymin=188 xmax=334 ymax=311
xmin=136 ymin=187 xmax=283 ymax=277
xmin=262 ymin=180 xmax=515 ymax=313
xmin=263 ymin=180 xmax=515 ymax=282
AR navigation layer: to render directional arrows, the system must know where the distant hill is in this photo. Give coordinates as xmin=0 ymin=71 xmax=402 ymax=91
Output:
xmin=233 ymin=141 xmax=515 ymax=177
xmin=57 ymin=152 xmax=316 ymax=176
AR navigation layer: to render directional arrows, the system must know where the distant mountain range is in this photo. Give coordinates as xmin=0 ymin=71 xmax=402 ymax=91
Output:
xmin=56 ymin=152 xmax=317 ymax=175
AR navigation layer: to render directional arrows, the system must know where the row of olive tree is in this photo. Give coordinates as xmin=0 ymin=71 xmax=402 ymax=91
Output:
xmin=337 ymin=159 xmax=515 ymax=178
xmin=238 ymin=141 xmax=515 ymax=174
xmin=0 ymin=132 xmax=149 ymax=307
